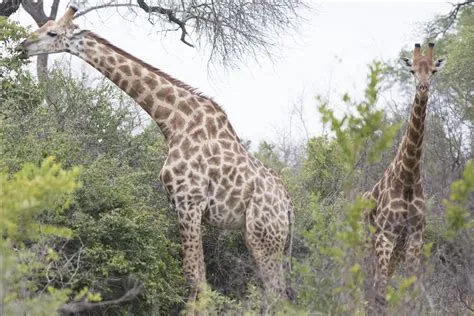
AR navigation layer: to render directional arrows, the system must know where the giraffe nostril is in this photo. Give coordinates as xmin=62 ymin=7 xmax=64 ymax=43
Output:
xmin=417 ymin=84 xmax=428 ymax=92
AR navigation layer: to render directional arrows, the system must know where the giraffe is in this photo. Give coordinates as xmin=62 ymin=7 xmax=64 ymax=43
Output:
xmin=362 ymin=43 xmax=445 ymax=313
xmin=16 ymin=4 xmax=295 ymax=313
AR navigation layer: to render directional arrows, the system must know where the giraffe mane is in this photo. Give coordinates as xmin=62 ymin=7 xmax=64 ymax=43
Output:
xmin=85 ymin=31 xmax=240 ymax=142
xmin=87 ymin=32 xmax=212 ymax=101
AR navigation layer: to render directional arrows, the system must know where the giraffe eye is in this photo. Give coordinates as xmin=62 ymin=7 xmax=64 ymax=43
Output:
xmin=432 ymin=69 xmax=438 ymax=74
xmin=47 ymin=31 xmax=58 ymax=37
xmin=410 ymin=70 xmax=415 ymax=74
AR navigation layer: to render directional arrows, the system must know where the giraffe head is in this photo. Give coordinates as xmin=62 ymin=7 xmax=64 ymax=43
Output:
xmin=400 ymin=43 xmax=446 ymax=96
xmin=16 ymin=4 xmax=83 ymax=58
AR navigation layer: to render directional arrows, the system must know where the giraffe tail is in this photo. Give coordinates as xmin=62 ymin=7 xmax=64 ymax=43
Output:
xmin=285 ymin=204 xmax=295 ymax=273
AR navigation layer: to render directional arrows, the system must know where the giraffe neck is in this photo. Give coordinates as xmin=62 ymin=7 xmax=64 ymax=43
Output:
xmin=393 ymin=92 xmax=428 ymax=185
xmin=70 ymin=31 xmax=226 ymax=142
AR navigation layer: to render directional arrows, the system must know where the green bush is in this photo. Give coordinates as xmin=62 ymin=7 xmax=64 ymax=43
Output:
xmin=0 ymin=157 xmax=80 ymax=315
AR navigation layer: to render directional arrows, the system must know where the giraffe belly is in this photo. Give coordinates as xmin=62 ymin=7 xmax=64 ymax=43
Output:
xmin=203 ymin=198 xmax=246 ymax=230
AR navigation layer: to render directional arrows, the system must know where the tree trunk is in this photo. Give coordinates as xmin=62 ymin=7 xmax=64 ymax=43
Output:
xmin=36 ymin=54 xmax=48 ymax=83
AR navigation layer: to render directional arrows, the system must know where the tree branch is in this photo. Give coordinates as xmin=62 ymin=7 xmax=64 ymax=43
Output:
xmin=21 ymin=0 xmax=48 ymax=26
xmin=136 ymin=0 xmax=194 ymax=47
xmin=57 ymin=281 xmax=144 ymax=315
xmin=0 ymin=0 xmax=21 ymax=17
xmin=49 ymin=0 xmax=61 ymax=20
xmin=442 ymin=0 xmax=473 ymax=31
xmin=74 ymin=3 xmax=141 ymax=19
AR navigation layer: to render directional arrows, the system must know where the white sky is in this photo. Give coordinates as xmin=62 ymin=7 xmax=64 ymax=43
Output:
xmin=11 ymin=1 xmax=455 ymax=148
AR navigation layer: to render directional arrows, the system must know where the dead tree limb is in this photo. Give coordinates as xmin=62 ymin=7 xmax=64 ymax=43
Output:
xmin=74 ymin=3 xmax=141 ymax=19
xmin=57 ymin=281 xmax=145 ymax=315
xmin=136 ymin=0 xmax=194 ymax=47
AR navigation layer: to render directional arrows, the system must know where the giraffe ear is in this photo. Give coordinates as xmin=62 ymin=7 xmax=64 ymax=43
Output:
xmin=434 ymin=58 xmax=446 ymax=71
xmin=399 ymin=57 xmax=412 ymax=70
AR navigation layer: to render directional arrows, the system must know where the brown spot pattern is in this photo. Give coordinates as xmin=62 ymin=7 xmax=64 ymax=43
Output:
xmin=118 ymin=65 xmax=132 ymax=76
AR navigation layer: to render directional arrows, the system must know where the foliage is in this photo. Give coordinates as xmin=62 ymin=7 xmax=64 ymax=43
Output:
xmin=300 ymin=136 xmax=349 ymax=199
xmin=0 ymin=18 xmax=42 ymax=120
xmin=318 ymin=61 xmax=402 ymax=171
xmin=0 ymin=17 xmax=28 ymax=71
xmin=254 ymin=141 xmax=287 ymax=173
xmin=1 ymin=19 xmax=184 ymax=313
xmin=444 ymin=160 xmax=474 ymax=237
xmin=1 ymin=4 xmax=473 ymax=316
xmin=0 ymin=157 xmax=80 ymax=315
xmin=291 ymin=62 xmax=395 ymax=314
xmin=0 ymin=157 xmax=80 ymax=241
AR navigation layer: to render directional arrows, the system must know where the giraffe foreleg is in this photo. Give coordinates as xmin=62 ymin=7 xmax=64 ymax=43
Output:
xmin=361 ymin=191 xmax=379 ymax=314
xmin=405 ymin=231 xmax=423 ymax=278
xmin=373 ymin=232 xmax=395 ymax=314
xmin=176 ymin=202 xmax=206 ymax=315
xmin=399 ymin=231 xmax=424 ymax=313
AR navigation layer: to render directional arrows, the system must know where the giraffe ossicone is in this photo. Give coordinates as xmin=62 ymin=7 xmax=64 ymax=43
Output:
xmin=363 ymin=43 xmax=445 ymax=314
xmin=16 ymin=3 xmax=295 ymax=314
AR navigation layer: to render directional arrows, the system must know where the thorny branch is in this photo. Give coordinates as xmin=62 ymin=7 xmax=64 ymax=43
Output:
xmin=136 ymin=0 xmax=194 ymax=47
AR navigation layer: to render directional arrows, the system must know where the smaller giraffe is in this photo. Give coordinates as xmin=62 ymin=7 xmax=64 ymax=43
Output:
xmin=362 ymin=43 xmax=445 ymax=313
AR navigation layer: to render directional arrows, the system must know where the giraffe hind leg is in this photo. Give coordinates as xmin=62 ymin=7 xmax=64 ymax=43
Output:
xmin=247 ymin=241 xmax=286 ymax=315
xmin=245 ymin=203 xmax=288 ymax=313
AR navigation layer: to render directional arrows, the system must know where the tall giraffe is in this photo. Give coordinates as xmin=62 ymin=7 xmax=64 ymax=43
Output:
xmin=17 ymin=4 xmax=294 ymax=313
xmin=362 ymin=43 xmax=445 ymax=312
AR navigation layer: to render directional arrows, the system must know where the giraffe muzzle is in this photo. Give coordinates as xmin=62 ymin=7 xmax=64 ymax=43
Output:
xmin=417 ymin=84 xmax=429 ymax=93
xmin=15 ymin=40 xmax=29 ymax=59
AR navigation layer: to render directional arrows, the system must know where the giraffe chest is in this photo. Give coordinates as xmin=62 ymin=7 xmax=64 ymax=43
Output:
xmin=376 ymin=189 xmax=426 ymax=234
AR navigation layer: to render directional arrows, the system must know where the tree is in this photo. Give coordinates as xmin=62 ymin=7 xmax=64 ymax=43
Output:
xmin=2 ymin=0 xmax=308 ymax=80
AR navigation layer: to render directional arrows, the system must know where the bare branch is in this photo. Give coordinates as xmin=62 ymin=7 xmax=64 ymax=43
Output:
xmin=426 ymin=0 xmax=473 ymax=37
xmin=57 ymin=281 xmax=144 ymax=315
xmin=136 ymin=0 xmax=194 ymax=47
xmin=74 ymin=2 xmax=141 ymax=19
xmin=444 ymin=0 xmax=473 ymax=30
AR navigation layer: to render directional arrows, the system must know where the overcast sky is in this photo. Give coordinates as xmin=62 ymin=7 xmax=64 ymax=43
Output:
xmin=12 ymin=1 xmax=455 ymax=148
